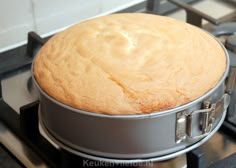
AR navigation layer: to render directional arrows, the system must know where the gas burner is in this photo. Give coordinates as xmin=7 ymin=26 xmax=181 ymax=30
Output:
xmin=226 ymin=34 xmax=236 ymax=53
xmin=211 ymin=22 xmax=236 ymax=37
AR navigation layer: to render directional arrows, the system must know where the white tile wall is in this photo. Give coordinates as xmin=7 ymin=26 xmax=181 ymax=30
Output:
xmin=0 ymin=0 xmax=35 ymax=50
xmin=32 ymin=0 xmax=102 ymax=35
xmin=0 ymin=0 xmax=145 ymax=52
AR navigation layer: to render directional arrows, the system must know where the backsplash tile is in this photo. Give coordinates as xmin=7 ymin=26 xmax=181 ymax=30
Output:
xmin=0 ymin=0 xmax=145 ymax=51
xmin=0 ymin=0 xmax=35 ymax=51
xmin=34 ymin=0 xmax=145 ymax=36
xmin=32 ymin=0 xmax=102 ymax=35
xmin=101 ymin=0 xmax=144 ymax=12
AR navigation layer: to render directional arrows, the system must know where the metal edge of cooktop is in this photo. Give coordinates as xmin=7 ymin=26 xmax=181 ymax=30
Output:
xmin=0 ymin=122 xmax=47 ymax=168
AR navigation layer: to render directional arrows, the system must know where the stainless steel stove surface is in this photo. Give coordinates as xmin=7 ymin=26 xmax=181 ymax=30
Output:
xmin=0 ymin=1 xmax=236 ymax=168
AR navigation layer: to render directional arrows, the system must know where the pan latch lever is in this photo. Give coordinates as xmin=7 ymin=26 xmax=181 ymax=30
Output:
xmin=176 ymin=94 xmax=230 ymax=143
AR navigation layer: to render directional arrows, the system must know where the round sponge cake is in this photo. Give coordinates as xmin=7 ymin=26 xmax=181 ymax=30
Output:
xmin=33 ymin=13 xmax=226 ymax=115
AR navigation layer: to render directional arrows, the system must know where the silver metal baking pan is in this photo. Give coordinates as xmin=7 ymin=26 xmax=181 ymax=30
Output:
xmin=32 ymin=36 xmax=230 ymax=161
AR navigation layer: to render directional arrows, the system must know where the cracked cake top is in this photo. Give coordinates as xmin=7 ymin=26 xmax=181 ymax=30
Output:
xmin=33 ymin=13 xmax=226 ymax=115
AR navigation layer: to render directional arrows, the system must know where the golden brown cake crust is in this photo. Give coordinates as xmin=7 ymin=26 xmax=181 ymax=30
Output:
xmin=34 ymin=13 xmax=226 ymax=115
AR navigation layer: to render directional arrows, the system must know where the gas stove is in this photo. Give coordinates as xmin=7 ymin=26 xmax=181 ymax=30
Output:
xmin=0 ymin=1 xmax=236 ymax=168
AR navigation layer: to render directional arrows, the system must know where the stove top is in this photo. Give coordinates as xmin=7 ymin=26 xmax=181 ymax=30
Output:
xmin=0 ymin=1 xmax=236 ymax=168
